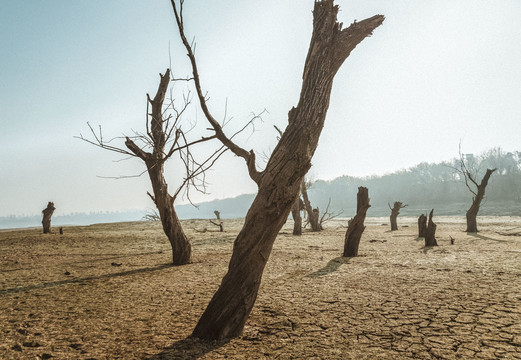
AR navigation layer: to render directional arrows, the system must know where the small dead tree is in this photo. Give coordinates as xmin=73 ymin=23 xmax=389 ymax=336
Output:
xmin=210 ymin=210 xmax=223 ymax=232
xmin=343 ymin=187 xmax=370 ymax=257
xmin=418 ymin=213 xmax=427 ymax=238
xmin=42 ymin=202 xmax=55 ymax=234
xmin=389 ymin=201 xmax=407 ymax=231
xmin=143 ymin=208 xmax=161 ymax=222
xmin=301 ymin=180 xmax=322 ymax=231
xmin=171 ymin=0 xmax=384 ymax=340
xmin=318 ymin=197 xmax=344 ymax=228
xmin=454 ymin=148 xmax=497 ymax=233
xmin=424 ymin=209 xmax=438 ymax=247
xmin=78 ymin=69 xmax=224 ymax=265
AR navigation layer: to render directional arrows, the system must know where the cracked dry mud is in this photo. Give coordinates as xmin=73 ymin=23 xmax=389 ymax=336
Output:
xmin=1 ymin=216 xmax=521 ymax=359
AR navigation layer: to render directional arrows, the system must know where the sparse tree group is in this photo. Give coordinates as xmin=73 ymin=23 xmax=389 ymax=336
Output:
xmin=56 ymin=0 xmax=506 ymax=348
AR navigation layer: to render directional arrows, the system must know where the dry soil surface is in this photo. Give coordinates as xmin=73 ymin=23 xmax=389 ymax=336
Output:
xmin=1 ymin=216 xmax=521 ymax=359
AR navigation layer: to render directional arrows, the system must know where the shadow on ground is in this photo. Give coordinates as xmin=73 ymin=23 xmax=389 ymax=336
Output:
xmin=468 ymin=232 xmax=510 ymax=243
xmin=307 ymin=256 xmax=350 ymax=278
xmin=147 ymin=336 xmax=226 ymax=360
xmin=0 ymin=263 xmax=174 ymax=295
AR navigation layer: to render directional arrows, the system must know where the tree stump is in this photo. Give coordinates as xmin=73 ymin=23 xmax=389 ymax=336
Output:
xmin=418 ymin=214 xmax=427 ymax=238
xmin=42 ymin=202 xmax=55 ymax=234
xmin=424 ymin=209 xmax=438 ymax=247
xmin=343 ymin=187 xmax=370 ymax=257
xmin=389 ymin=201 xmax=407 ymax=231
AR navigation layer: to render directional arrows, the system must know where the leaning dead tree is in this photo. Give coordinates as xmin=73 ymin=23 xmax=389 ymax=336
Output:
xmin=454 ymin=149 xmax=497 ymax=233
xmin=424 ymin=209 xmax=438 ymax=247
xmin=171 ymin=0 xmax=384 ymax=340
xmin=343 ymin=187 xmax=370 ymax=257
xmin=42 ymin=202 xmax=55 ymax=234
xmin=276 ymin=125 xmax=303 ymax=236
xmin=389 ymin=201 xmax=407 ymax=231
xmin=78 ymin=69 xmax=224 ymax=265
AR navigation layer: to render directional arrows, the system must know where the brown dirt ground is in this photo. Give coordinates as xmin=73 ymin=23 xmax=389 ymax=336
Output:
xmin=1 ymin=216 xmax=521 ymax=359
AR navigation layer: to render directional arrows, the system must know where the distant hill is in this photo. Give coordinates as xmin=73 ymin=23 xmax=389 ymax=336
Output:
xmin=3 ymin=148 xmax=520 ymax=229
xmin=176 ymin=194 xmax=255 ymax=219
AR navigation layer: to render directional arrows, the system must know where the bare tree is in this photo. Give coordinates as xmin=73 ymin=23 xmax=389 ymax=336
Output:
xmin=424 ymin=209 xmax=438 ymax=247
xmin=343 ymin=187 xmax=370 ymax=257
xmin=143 ymin=208 xmax=161 ymax=222
xmin=171 ymin=0 xmax=384 ymax=339
xmin=389 ymin=201 xmax=407 ymax=231
xmin=78 ymin=69 xmax=224 ymax=265
xmin=318 ymin=197 xmax=344 ymax=228
xmin=210 ymin=210 xmax=223 ymax=232
xmin=454 ymin=147 xmax=497 ymax=233
xmin=42 ymin=202 xmax=55 ymax=234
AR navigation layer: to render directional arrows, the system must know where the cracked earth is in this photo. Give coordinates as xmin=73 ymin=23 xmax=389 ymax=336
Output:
xmin=1 ymin=216 xmax=521 ymax=359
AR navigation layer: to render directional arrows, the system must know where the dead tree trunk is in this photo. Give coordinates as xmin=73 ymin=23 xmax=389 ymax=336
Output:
xmin=425 ymin=209 xmax=438 ymax=247
xmin=291 ymin=196 xmax=303 ymax=236
xmin=174 ymin=0 xmax=385 ymax=340
xmin=301 ymin=180 xmax=322 ymax=231
xmin=465 ymin=168 xmax=497 ymax=233
xmin=418 ymin=214 xmax=427 ymax=238
xmin=144 ymin=157 xmax=191 ymax=265
xmin=343 ymin=187 xmax=370 ymax=257
xmin=389 ymin=201 xmax=407 ymax=231
xmin=41 ymin=202 xmax=55 ymax=234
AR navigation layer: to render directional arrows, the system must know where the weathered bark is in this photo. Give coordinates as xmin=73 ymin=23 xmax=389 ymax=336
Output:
xmin=301 ymin=181 xmax=322 ymax=232
xmin=425 ymin=209 xmax=438 ymax=247
xmin=189 ymin=1 xmax=384 ymax=340
xmin=42 ymin=202 xmax=55 ymax=234
xmin=125 ymin=69 xmax=191 ymax=265
xmin=418 ymin=214 xmax=427 ymax=238
xmin=291 ymin=196 xmax=303 ymax=236
xmin=465 ymin=168 xmax=497 ymax=233
xmin=343 ymin=187 xmax=370 ymax=257
xmin=145 ymin=158 xmax=191 ymax=265
xmin=389 ymin=201 xmax=407 ymax=231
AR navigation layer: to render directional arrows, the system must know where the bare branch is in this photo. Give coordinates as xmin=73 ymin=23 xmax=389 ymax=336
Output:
xmin=319 ymin=197 xmax=344 ymax=226
xmin=125 ymin=136 xmax=149 ymax=161
xmin=76 ymin=123 xmax=136 ymax=158
xmin=96 ymin=168 xmax=149 ymax=180
xmin=170 ymin=0 xmax=262 ymax=184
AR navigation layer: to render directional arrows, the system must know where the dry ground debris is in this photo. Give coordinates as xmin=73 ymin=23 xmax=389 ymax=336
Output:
xmin=1 ymin=217 xmax=521 ymax=359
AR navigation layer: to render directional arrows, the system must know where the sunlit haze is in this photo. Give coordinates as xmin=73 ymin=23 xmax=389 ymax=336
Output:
xmin=1 ymin=0 xmax=520 ymax=217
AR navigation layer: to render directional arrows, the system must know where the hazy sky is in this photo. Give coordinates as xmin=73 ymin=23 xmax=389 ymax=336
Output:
xmin=1 ymin=1 xmax=520 ymax=217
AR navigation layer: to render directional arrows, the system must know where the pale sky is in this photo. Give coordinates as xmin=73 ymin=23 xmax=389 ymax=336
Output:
xmin=1 ymin=1 xmax=520 ymax=217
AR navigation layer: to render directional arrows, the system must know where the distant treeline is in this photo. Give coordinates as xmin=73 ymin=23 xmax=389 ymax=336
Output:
xmin=309 ymin=148 xmax=521 ymax=217
xmin=3 ymin=148 xmax=520 ymax=229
